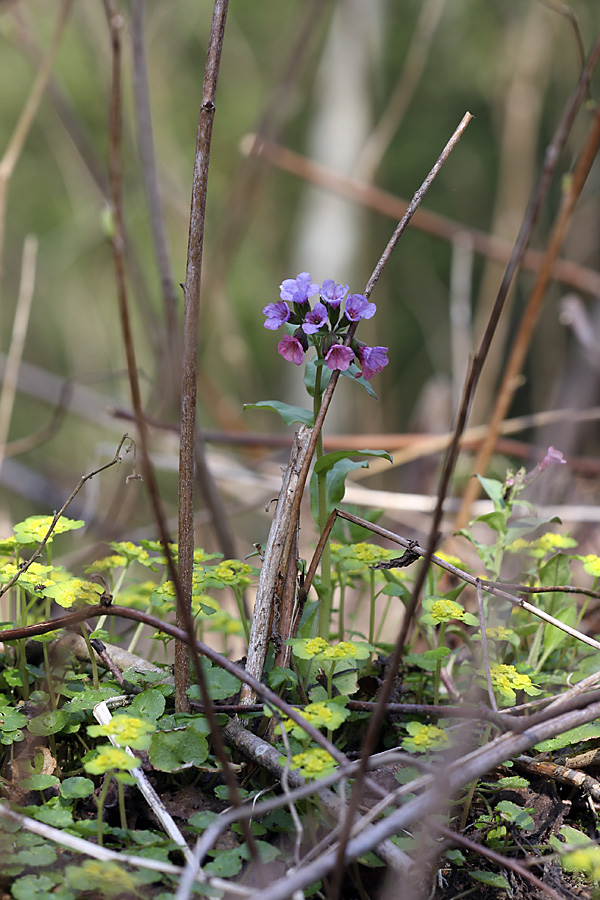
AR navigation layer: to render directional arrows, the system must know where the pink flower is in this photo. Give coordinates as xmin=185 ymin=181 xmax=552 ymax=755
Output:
xmin=278 ymin=335 xmax=305 ymax=365
xmin=324 ymin=344 xmax=354 ymax=372
xmin=521 ymin=446 xmax=567 ymax=486
xmin=539 ymin=447 xmax=567 ymax=470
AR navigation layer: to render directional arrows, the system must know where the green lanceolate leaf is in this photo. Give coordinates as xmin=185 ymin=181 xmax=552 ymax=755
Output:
xmin=313 ymin=448 xmax=392 ymax=476
xmin=243 ymin=401 xmax=314 ymax=427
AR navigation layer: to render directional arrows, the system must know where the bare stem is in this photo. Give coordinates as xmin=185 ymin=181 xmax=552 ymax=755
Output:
xmin=178 ymin=0 xmax=229 ymax=712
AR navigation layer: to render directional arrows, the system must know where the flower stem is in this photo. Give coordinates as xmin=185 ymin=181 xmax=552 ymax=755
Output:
xmin=368 ymin=569 xmax=376 ymax=647
xmin=314 ymin=365 xmax=332 ymax=640
xmin=433 ymin=621 xmax=446 ymax=705
xmin=234 ymin=585 xmax=250 ymax=643
xmin=96 ymin=772 xmax=112 ymax=846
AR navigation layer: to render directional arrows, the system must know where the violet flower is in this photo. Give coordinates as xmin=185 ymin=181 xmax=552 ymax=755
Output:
xmin=320 ymin=279 xmax=348 ymax=308
xmin=344 ymin=293 xmax=376 ymax=322
xmin=280 ymin=272 xmax=319 ymax=306
xmin=357 ymin=345 xmax=389 ymax=381
xmin=263 ymin=301 xmax=291 ymax=330
xmin=302 ymin=302 xmax=329 ymax=335
xmin=278 ymin=335 xmax=305 ymax=365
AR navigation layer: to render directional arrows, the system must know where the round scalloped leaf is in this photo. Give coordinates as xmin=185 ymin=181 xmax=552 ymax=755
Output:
xmin=148 ymin=727 xmax=209 ymax=772
xmin=28 ymin=710 xmax=70 ymax=736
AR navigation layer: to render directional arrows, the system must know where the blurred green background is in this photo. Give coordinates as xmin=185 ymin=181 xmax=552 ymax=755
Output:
xmin=1 ymin=0 xmax=599 ymax=558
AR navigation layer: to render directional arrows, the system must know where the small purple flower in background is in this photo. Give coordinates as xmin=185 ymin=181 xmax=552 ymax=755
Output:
xmin=520 ymin=446 xmax=567 ymax=487
xmin=302 ymin=302 xmax=329 ymax=335
xmin=280 ymin=272 xmax=319 ymax=306
xmin=320 ymin=279 xmax=348 ymax=308
xmin=539 ymin=446 xmax=567 ymax=471
xmin=345 ymin=294 xmax=376 ymax=322
xmin=325 ymin=344 xmax=354 ymax=372
xmin=263 ymin=301 xmax=291 ymax=330
xmin=356 ymin=345 xmax=389 ymax=381
xmin=278 ymin=335 xmax=305 ymax=365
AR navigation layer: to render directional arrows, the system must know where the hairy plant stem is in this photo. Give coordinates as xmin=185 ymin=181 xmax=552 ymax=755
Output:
xmin=81 ymin=625 xmax=100 ymax=691
xmin=432 ymin=621 xmax=446 ymax=706
xmin=96 ymin=773 xmax=112 ymax=846
xmin=368 ymin=569 xmax=376 ymax=647
xmin=314 ymin=365 xmax=332 ymax=639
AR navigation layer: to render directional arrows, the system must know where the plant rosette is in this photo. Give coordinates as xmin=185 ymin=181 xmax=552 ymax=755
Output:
xmin=485 ymin=664 xmax=542 ymax=706
xmin=402 ymin=721 xmax=449 ymax=754
xmin=269 ymin=697 xmax=350 ymax=742
xmin=281 ymin=746 xmax=338 ymax=781
xmin=420 ymin=597 xmax=478 ymax=628
xmin=288 ymin=637 xmax=372 ymax=663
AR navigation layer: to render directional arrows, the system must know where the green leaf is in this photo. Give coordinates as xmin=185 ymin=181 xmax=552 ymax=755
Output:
xmin=505 ymin=515 xmax=562 ymax=545
xmin=148 ymin=727 xmax=209 ymax=772
xmin=254 ymin=839 xmax=280 ymax=863
xmin=313 ymin=449 xmax=392 ymax=476
xmin=11 ymin=874 xmax=70 ymax=900
xmin=64 ymin=688 xmax=123 ymax=711
xmin=268 ymin=667 xmax=298 ymax=690
xmin=19 ymin=774 xmax=60 ymax=791
xmin=404 ymin=646 xmax=451 ymax=670
xmin=304 ymin=357 xmax=333 ymax=398
xmin=470 ymin=870 xmax=511 ymax=889
xmin=243 ymin=401 xmax=314 ymax=427
xmin=189 ymin=810 xmax=220 ymax=830
xmin=129 ymin=689 xmax=166 ymax=722
xmin=482 ymin=776 xmax=529 ymax=790
xmin=535 ymin=722 xmax=600 ymax=752
xmin=27 ymin=804 xmax=74 ymax=828
xmin=204 ymin=847 xmax=245 ymax=878
xmin=475 ymin=511 xmax=507 ymax=535
xmin=59 ymin=777 xmax=94 ymax=800
xmin=475 ymin=476 xmax=506 ymax=511
xmin=0 ymin=707 xmax=28 ymax=732
xmin=15 ymin=842 xmax=58 ymax=867
xmin=28 ymin=710 xmax=70 ymax=736
xmin=310 ymin=458 xmax=367 ymax=523
xmin=12 ymin=515 xmax=85 ymax=546
xmin=496 ymin=800 xmax=535 ymax=830
xmin=339 ymin=363 xmax=378 ymax=399
xmin=542 ymin=602 xmax=576 ymax=655
xmin=188 ymin=663 xmax=241 ymax=701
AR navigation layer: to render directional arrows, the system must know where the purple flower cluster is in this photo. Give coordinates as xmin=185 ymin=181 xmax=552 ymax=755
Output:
xmin=263 ymin=272 xmax=389 ymax=381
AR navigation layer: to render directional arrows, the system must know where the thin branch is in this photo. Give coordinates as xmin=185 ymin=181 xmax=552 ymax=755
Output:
xmin=456 ymin=100 xmax=600 ymax=527
xmin=243 ymin=135 xmax=600 ymax=297
xmin=0 ymin=606 xmax=356 ymax=771
xmin=257 ymin=696 xmax=600 ymax=900
xmin=364 ymin=112 xmax=473 ymax=297
xmin=537 ymin=0 xmax=586 ymax=72
xmin=130 ymin=0 xmax=181 ymax=402
xmin=354 ymin=0 xmax=447 ymax=182
xmin=0 ymin=235 xmax=38 ymax=471
xmin=430 ymin=820 xmax=565 ymax=900
xmin=334 ymin=508 xmax=600 ymax=652
xmin=0 ymin=434 xmax=132 ymax=598
xmin=0 ymin=0 xmax=74 ymax=295
xmin=178 ymin=0 xmax=229 ymax=712
xmin=326 ymin=111 xmax=474 ymax=893
xmin=476 ymin=578 xmax=497 ymax=712
xmin=395 ymin=30 xmax=600 ymax=658
xmin=102 ymin=0 xmax=251 ymax=857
